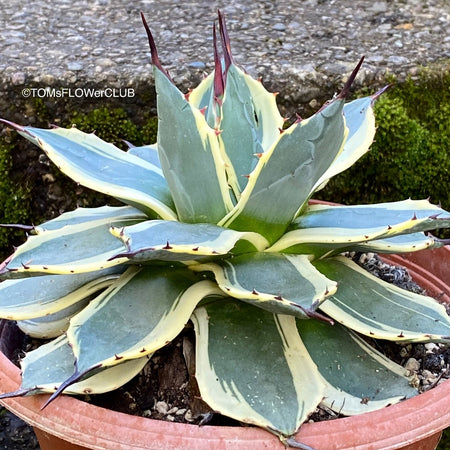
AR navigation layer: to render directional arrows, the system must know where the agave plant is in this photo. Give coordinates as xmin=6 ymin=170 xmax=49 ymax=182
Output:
xmin=0 ymin=11 xmax=449 ymax=445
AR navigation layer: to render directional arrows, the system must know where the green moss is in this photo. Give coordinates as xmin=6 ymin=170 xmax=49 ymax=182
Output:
xmin=69 ymin=107 xmax=143 ymax=150
xmin=0 ymin=139 xmax=32 ymax=257
xmin=317 ymin=67 xmax=450 ymax=213
xmin=437 ymin=427 xmax=450 ymax=450
xmin=32 ymin=97 xmax=52 ymax=123
xmin=141 ymin=116 xmax=158 ymax=144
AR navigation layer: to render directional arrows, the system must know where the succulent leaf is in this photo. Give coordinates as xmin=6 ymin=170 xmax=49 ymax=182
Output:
xmin=0 ymin=206 xmax=145 ymax=277
xmin=271 ymin=200 xmax=450 ymax=256
xmin=67 ymin=266 xmax=221 ymax=374
xmin=32 ymin=205 xmax=146 ymax=233
xmin=189 ymin=63 xmax=284 ymax=201
xmin=12 ymin=124 xmax=176 ymax=219
xmin=14 ymin=334 xmax=149 ymax=396
xmin=187 ymin=73 xmax=215 ymax=121
xmin=312 ymin=94 xmax=377 ymax=193
xmin=315 ymin=256 xmax=450 ymax=342
xmin=193 ymin=252 xmax=337 ymax=318
xmin=219 ymin=98 xmax=348 ymax=243
xmin=218 ymin=65 xmax=285 ymax=198
xmin=109 ymin=219 xmax=269 ymax=262
xmin=298 ymin=319 xmax=418 ymax=415
xmin=192 ymin=300 xmax=326 ymax=436
xmin=17 ymin=298 xmax=92 ymax=339
xmin=347 ymin=232 xmax=439 ymax=254
xmin=154 ymin=67 xmax=234 ymax=222
xmin=0 ymin=267 xmax=121 ymax=320
xmin=127 ymin=143 xmax=161 ymax=168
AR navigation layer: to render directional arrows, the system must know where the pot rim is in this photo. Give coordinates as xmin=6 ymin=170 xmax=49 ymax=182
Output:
xmin=1 ymin=246 xmax=449 ymax=450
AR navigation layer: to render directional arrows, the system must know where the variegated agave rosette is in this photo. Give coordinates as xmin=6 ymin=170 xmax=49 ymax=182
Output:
xmin=1 ymin=11 xmax=450 ymax=443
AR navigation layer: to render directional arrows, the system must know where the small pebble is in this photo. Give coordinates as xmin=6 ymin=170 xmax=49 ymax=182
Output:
xmin=67 ymin=62 xmax=83 ymax=71
xmin=187 ymin=61 xmax=206 ymax=70
xmin=155 ymin=401 xmax=169 ymax=415
xmin=421 ymin=370 xmax=438 ymax=385
xmin=424 ymin=343 xmax=438 ymax=353
xmin=404 ymin=357 xmax=420 ymax=375
xmin=184 ymin=410 xmax=195 ymax=422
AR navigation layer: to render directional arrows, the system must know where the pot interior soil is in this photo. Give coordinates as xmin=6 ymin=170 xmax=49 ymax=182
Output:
xmin=2 ymin=252 xmax=450 ymax=431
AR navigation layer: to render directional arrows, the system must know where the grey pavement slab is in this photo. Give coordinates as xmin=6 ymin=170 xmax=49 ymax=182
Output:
xmin=0 ymin=0 xmax=449 ymax=119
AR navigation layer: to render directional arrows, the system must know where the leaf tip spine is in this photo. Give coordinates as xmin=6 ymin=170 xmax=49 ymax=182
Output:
xmin=338 ymin=55 xmax=365 ymax=99
xmin=140 ymin=11 xmax=173 ymax=82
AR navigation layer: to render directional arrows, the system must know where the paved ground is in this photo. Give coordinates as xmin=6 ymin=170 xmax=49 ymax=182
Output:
xmin=0 ymin=0 xmax=449 ymax=118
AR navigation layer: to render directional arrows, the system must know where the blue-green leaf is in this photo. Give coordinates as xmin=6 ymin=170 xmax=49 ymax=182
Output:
xmin=298 ymin=319 xmax=417 ymax=415
xmin=194 ymin=252 xmax=336 ymax=318
xmin=218 ymin=65 xmax=285 ymax=197
xmin=68 ymin=266 xmax=221 ymax=373
xmin=0 ymin=266 xmax=122 ymax=320
xmin=154 ymin=68 xmax=233 ymax=223
xmin=192 ymin=299 xmax=325 ymax=436
xmin=270 ymin=200 xmax=450 ymax=256
xmin=14 ymin=124 xmax=176 ymax=219
xmin=313 ymin=94 xmax=378 ymax=192
xmin=110 ymin=219 xmax=269 ymax=262
xmin=219 ymin=99 xmax=347 ymax=244
xmin=16 ymin=335 xmax=150 ymax=396
xmin=0 ymin=206 xmax=144 ymax=277
xmin=314 ymin=256 xmax=450 ymax=342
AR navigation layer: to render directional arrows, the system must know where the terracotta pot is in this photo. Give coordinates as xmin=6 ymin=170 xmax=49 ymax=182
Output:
xmin=0 ymin=247 xmax=448 ymax=450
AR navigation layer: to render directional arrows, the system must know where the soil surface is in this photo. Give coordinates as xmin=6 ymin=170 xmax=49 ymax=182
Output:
xmin=0 ymin=252 xmax=448 ymax=449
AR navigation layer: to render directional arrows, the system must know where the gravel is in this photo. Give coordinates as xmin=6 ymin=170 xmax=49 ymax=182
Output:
xmin=0 ymin=409 xmax=39 ymax=450
xmin=0 ymin=0 xmax=449 ymax=119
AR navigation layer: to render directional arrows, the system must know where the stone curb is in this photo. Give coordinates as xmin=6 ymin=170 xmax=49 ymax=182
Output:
xmin=1 ymin=0 xmax=449 ymax=124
